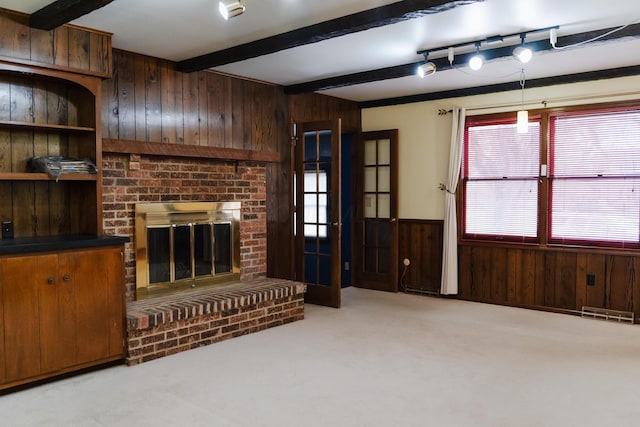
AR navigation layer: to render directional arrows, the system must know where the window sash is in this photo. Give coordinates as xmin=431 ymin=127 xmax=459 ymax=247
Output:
xmin=464 ymin=178 xmax=539 ymax=241
xmin=549 ymin=177 xmax=640 ymax=247
xmin=463 ymin=118 xmax=541 ymax=241
xmin=548 ymin=107 xmax=640 ymax=247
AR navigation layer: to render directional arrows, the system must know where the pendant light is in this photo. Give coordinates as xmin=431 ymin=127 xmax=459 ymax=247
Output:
xmin=517 ymin=69 xmax=528 ymax=134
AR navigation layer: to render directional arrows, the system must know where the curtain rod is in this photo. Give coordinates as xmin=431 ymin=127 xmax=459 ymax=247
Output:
xmin=463 ymin=89 xmax=640 ymax=114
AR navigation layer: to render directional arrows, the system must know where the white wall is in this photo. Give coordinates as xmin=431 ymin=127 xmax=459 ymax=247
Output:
xmin=362 ymin=75 xmax=640 ymax=220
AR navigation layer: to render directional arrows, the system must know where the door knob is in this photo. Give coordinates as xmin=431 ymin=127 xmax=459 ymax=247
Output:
xmin=390 ymin=218 xmax=397 ymax=223
xmin=63 ymin=274 xmax=71 ymax=281
xmin=47 ymin=276 xmax=55 ymax=285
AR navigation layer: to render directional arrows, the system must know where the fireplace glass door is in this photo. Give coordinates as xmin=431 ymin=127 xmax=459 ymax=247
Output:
xmin=135 ymin=202 xmax=241 ymax=299
xmin=147 ymin=222 xmax=234 ymax=286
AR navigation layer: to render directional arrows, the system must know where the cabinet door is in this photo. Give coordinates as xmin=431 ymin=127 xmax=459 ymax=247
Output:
xmin=0 ymin=270 xmax=4 ymax=385
xmin=61 ymin=247 xmax=124 ymax=364
xmin=1 ymin=254 xmax=57 ymax=382
xmin=40 ymin=255 xmax=77 ymax=373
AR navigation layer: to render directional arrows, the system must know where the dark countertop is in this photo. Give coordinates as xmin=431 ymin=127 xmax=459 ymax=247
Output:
xmin=0 ymin=235 xmax=130 ymax=256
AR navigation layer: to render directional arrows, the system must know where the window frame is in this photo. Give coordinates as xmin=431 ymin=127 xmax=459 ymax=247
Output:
xmin=547 ymin=105 xmax=640 ymax=249
xmin=462 ymin=114 xmax=543 ymax=244
xmin=461 ymin=101 xmax=640 ymax=252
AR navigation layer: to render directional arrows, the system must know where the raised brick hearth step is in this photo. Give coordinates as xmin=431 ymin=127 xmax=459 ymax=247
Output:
xmin=125 ymin=278 xmax=306 ymax=365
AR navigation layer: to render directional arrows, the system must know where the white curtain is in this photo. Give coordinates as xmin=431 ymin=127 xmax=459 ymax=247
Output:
xmin=440 ymin=108 xmax=466 ymax=295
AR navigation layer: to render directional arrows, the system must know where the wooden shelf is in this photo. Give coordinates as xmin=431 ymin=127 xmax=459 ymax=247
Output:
xmin=0 ymin=172 xmax=97 ymax=181
xmin=0 ymin=120 xmax=95 ymax=133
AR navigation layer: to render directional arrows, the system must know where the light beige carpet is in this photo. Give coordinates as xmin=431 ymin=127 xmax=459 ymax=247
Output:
xmin=2 ymin=286 xmax=640 ymax=426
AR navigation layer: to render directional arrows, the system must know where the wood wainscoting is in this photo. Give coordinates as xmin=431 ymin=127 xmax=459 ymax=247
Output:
xmin=398 ymin=219 xmax=443 ymax=294
xmin=458 ymin=243 xmax=640 ymax=322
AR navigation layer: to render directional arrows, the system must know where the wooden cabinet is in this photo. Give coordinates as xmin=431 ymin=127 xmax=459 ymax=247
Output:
xmin=0 ymin=246 xmax=125 ymax=390
xmin=0 ymin=14 xmax=123 ymax=391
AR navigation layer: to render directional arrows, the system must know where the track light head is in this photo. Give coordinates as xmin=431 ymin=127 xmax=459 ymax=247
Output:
xmin=417 ymin=61 xmax=436 ymax=78
xmin=513 ymin=46 xmax=533 ymax=64
xmin=416 ymin=52 xmax=436 ymax=78
xmin=469 ymin=54 xmax=483 ymax=71
xmin=469 ymin=42 xmax=483 ymax=71
xmin=219 ymin=0 xmax=245 ymax=20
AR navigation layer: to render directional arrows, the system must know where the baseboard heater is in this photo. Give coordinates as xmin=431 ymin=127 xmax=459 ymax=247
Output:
xmin=404 ymin=286 xmax=439 ymax=297
xmin=581 ymin=306 xmax=634 ymax=324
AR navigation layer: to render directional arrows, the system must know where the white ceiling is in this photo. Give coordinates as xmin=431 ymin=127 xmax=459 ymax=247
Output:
xmin=1 ymin=0 xmax=639 ymax=103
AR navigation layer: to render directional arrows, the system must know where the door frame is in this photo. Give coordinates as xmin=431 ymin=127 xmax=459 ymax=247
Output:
xmin=353 ymin=129 xmax=399 ymax=292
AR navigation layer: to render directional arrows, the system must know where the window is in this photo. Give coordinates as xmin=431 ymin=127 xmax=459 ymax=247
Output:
xmin=463 ymin=118 xmax=541 ymax=241
xmin=549 ymin=108 xmax=640 ymax=247
xmin=463 ymin=104 xmax=640 ymax=249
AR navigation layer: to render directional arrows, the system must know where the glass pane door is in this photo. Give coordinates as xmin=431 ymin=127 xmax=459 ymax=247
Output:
xmin=295 ymin=120 xmax=341 ymax=308
xmin=303 ymin=130 xmax=332 ymax=286
xmin=355 ymin=130 xmax=398 ymax=292
xmin=363 ymin=138 xmax=391 ymax=274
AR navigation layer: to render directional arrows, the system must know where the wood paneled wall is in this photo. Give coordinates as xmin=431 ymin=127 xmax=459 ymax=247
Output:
xmin=0 ymin=8 xmax=111 ymax=77
xmin=289 ymin=92 xmax=362 ymax=131
xmin=459 ymin=244 xmax=640 ymax=320
xmin=398 ymin=220 xmax=443 ymax=293
xmin=99 ymin=49 xmax=361 ymax=281
xmin=102 ymin=50 xmax=288 ymax=151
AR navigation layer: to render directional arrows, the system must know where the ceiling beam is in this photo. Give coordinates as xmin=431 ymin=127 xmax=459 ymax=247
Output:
xmin=29 ymin=0 xmax=115 ymax=30
xmin=284 ymin=23 xmax=640 ymax=94
xmin=176 ymin=0 xmax=484 ymax=73
xmin=359 ymin=65 xmax=640 ymax=109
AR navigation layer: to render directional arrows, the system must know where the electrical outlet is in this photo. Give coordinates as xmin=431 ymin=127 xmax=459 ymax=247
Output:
xmin=586 ymin=273 xmax=596 ymax=286
xmin=344 ymin=261 xmax=350 ymax=271
xmin=2 ymin=220 xmax=13 ymax=239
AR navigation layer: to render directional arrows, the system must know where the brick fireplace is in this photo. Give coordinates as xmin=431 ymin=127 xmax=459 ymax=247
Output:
xmin=102 ymin=153 xmax=268 ymax=300
xmin=101 ymin=153 xmax=304 ymax=364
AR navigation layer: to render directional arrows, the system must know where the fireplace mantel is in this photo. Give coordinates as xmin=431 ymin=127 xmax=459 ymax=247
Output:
xmin=103 ymin=138 xmax=280 ymax=163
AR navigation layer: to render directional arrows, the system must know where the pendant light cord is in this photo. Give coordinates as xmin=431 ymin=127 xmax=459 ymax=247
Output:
xmin=520 ymin=69 xmax=526 ymax=107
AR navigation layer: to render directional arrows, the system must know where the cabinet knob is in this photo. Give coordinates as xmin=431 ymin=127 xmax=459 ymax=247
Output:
xmin=47 ymin=276 xmax=55 ymax=285
xmin=63 ymin=274 xmax=71 ymax=281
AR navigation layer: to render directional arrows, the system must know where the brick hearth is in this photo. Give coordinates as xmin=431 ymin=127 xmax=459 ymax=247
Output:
xmin=126 ymin=278 xmax=306 ymax=365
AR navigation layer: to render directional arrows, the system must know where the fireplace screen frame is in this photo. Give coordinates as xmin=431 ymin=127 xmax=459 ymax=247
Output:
xmin=135 ymin=201 xmax=241 ymax=299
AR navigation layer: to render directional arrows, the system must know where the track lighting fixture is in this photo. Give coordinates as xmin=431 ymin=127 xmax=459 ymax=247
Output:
xmin=550 ymin=28 xmax=558 ymax=48
xmin=513 ymin=34 xmax=532 ymax=64
xmin=468 ymin=43 xmax=483 ymax=71
xmin=513 ymin=46 xmax=532 ymax=64
xmin=416 ymin=25 xmax=559 ymax=72
xmin=219 ymin=0 xmax=245 ymax=20
xmin=417 ymin=53 xmax=436 ymax=78
xmin=447 ymin=47 xmax=455 ymax=64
